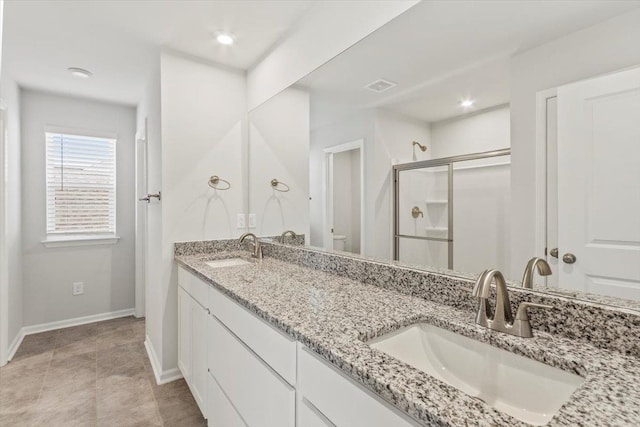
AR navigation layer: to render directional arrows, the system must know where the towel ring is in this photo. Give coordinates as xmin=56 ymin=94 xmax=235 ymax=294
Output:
xmin=271 ymin=178 xmax=290 ymax=192
xmin=208 ymin=175 xmax=231 ymax=191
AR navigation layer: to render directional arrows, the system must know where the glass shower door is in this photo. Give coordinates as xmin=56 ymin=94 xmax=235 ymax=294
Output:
xmin=395 ymin=165 xmax=452 ymax=269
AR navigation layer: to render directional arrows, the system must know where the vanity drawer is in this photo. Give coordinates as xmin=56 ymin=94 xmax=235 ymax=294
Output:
xmin=298 ymin=345 xmax=419 ymax=427
xmin=299 ymin=397 xmax=336 ymax=427
xmin=207 ymin=372 xmax=246 ymax=427
xmin=208 ymin=285 xmax=296 ymax=385
xmin=208 ymin=315 xmax=295 ymax=427
xmin=178 ymin=266 xmax=209 ymax=309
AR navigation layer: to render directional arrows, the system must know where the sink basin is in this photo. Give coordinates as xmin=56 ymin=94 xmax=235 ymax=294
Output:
xmin=368 ymin=324 xmax=583 ymax=425
xmin=205 ymin=258 xmax=251 ymax=269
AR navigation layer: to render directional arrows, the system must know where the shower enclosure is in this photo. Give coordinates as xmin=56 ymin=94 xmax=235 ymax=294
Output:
xmin=393 ymin=148 xmax=511 ymax=276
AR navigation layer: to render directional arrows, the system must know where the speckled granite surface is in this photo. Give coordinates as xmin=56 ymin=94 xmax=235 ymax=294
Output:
xmin=175 ymin=248 xmax=640 ymax=427
xmin=260 ymin=242 xmax=640 ymax=358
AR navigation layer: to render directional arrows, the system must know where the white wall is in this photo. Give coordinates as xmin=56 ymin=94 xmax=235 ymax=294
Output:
xmin=372 ymin=110 xmax=431 ymax=259
xmin=310 ymin=110 xmax=375 ymax=249
xmin=349 ymin=149 xmax=361 ymax=254
xmin=20 ymin=90 xmax=136 ymax=326
xmin=249 ymin=86 xmax=309 ymax=238
xmin=0 ymin=74 xmax=23 ymax=362
xmin=247 ymin=1 xmax=418 ymax=110
xmin=509 ymin=9 xmax=640 ymax=278
xmin=310 ymin=108 xmax=430 ymax=258
xmin=145 ymin=51 xmax=247 ymax=377
xmin=332 ymin=149 xmax=360 ymax=254
xmin=430 ymin=105 xmax=510 ymax=158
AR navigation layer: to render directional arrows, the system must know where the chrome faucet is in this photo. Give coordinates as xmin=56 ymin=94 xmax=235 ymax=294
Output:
xmin=239 ymin=233 xmax=262 ymax=259
xmin=472 ymin=269 xmax=553 ymax=338
xmin=279 ymin=230 xmax=297 ymax=243
xmin=521 ymin=257 xmax=552 ymax=289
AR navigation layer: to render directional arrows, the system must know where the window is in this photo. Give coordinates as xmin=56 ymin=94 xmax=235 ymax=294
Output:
xmin=45 ymin=131 xmax=116 ymax=238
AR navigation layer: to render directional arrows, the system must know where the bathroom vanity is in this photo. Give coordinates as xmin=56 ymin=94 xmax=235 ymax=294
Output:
xmin=175 ymin=239 xmax=640 ymax=427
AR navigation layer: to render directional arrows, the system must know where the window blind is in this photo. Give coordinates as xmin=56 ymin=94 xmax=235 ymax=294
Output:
xmin=46 ymin=132 xmax=116 ymax=235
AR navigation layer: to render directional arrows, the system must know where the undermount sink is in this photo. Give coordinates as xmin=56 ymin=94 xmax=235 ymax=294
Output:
xmin=205 ymin=258 xmax=251 ymax=269
xmin=368 ymin=324 xmax=583 ymax=425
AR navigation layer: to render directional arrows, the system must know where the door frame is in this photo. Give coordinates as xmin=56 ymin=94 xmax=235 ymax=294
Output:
xmin=322 ymin=139 xmax=365 ymax=254
xmin=535 ymin=87 xmax=558 ymax=278
xmin=0 ymin=99 xmax=8 ymax=366
xmin=134 ymin=120 xmax=148 ymax=318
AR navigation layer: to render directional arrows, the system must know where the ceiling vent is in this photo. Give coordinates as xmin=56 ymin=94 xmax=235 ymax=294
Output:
xmin=364 ymin=78 xmax=397 ymax=93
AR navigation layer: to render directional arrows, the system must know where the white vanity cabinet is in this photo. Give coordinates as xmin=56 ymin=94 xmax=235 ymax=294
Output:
xmin=177 ymin=268 xmax=209 ymax=419
xmin=207 ymin=283 xmax=296 ymax=427
xmin=177 ymin=266 xmax=420 ymax=427
xmin=297 ymin=345 xmax=420 ymax=427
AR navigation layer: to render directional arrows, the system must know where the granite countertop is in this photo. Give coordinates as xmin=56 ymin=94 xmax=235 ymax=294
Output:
xmin=175 ymin=251 xmax=640 ymax=426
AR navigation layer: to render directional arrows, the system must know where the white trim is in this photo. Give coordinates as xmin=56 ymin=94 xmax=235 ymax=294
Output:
xmin=44 ymin=125 xmax=117 ymax=140
xmin=20 ymin=308 xmax=135 ymax=336
xmin=6 ymin=329 xmax=25 ymax=362
xmin=0 ymin=99 xmax=8 ymax=366
xmin=144 ymin=336 xmax=183 ymax=385
xmin=134 ymin=134 xmax=147 ymax=318
xmin=535 ymin=88 xmax=558 ymax=264
xmin=41 ymin=235 xmax=120 ymax=248
xmin=7 ymin=308 xmax=135 ymax=362
xmin=322 ymin=139 xmax=366 ymax=254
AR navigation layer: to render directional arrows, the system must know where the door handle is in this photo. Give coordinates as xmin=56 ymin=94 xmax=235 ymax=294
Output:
xmin=562 ymin=253 xmax=577 ymax=264
xmin=549 ymin=248 xmax=559 ymax=258
xmin=139 ymin=192 xmax=161 ymax=203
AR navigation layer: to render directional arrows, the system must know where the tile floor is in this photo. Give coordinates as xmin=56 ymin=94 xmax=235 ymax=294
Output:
xmin=0 ymin=316 xmax=207 ymax=426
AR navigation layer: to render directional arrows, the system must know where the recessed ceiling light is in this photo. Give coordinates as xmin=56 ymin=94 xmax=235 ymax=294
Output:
xmin=460 ymin=99 xmax=475 ymax=108
xmin=68 ymin=67 xmax=92 ymax=78
xmin=215 ymin=32 xmax=235 ymax=46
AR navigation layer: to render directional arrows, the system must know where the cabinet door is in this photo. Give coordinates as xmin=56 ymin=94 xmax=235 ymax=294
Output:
xmin=208 ymin=315 xmax=295 ymax=427
xmin=178 ymin=287 xmax=192 ymax=382
xmin=192 ymin=299 xmax=208 ymax=417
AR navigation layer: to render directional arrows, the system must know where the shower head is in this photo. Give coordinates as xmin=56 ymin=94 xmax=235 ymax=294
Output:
xmin=412 ymin=141 xmax=427 ymax=152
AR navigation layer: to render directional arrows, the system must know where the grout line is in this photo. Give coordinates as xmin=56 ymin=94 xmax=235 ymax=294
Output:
xmin=33 ymin=330 xmax=59 ymax=410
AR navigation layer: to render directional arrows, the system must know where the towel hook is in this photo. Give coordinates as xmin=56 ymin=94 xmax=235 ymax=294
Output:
xmin=208 ymin=175 xmax=231 ymax=191
xmin=271 ymin=178 xmax=290 ymax=192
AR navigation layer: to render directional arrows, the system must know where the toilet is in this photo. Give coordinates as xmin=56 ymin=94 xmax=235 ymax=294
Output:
xmin=333 ymin=234 xmax=347 ymax=251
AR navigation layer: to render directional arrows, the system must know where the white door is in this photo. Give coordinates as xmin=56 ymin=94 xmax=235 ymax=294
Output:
xmin=135 ymin=137 xmax=147 ymax=317
xmin=557 ymin=67 xmax=640 ymax=299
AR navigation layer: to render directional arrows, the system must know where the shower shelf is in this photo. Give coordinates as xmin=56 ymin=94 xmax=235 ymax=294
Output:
xmin=425 ymin=227 xmax=448 ymax=233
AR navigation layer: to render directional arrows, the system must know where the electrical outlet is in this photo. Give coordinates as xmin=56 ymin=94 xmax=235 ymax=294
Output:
xmin=236 ymin=213 xmax=246 ymax=229
xmin=248 ymin=214 xmax=256 ymax=229
xmin=72 ymin=282 xmax=84 ymax=296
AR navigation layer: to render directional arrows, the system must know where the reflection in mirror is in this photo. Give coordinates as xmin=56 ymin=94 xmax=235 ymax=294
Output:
xmin=248 ymin=88 xmax=310 ymax=238
xmin=249 ymin=1 xmax=640 ymax=306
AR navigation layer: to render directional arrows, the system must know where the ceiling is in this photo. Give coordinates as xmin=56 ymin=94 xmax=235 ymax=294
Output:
xmin=2 ymin=0 xmax=315 ymax=105
xmin=300 ymin=0 xmax=640 ymax=124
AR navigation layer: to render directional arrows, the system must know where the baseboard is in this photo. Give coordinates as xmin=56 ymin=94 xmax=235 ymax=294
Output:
xmin=144 ymin=335 xmax=183 ymax=385
xmin=8 ymin=308 xmax=135 ymax=361
xmin=7 ymin=329 xmax=25 ymax=362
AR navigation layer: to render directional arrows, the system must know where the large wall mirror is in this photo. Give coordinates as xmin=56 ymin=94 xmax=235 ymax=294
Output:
xmin=248 ymin=2 xmax=640 ymax=309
